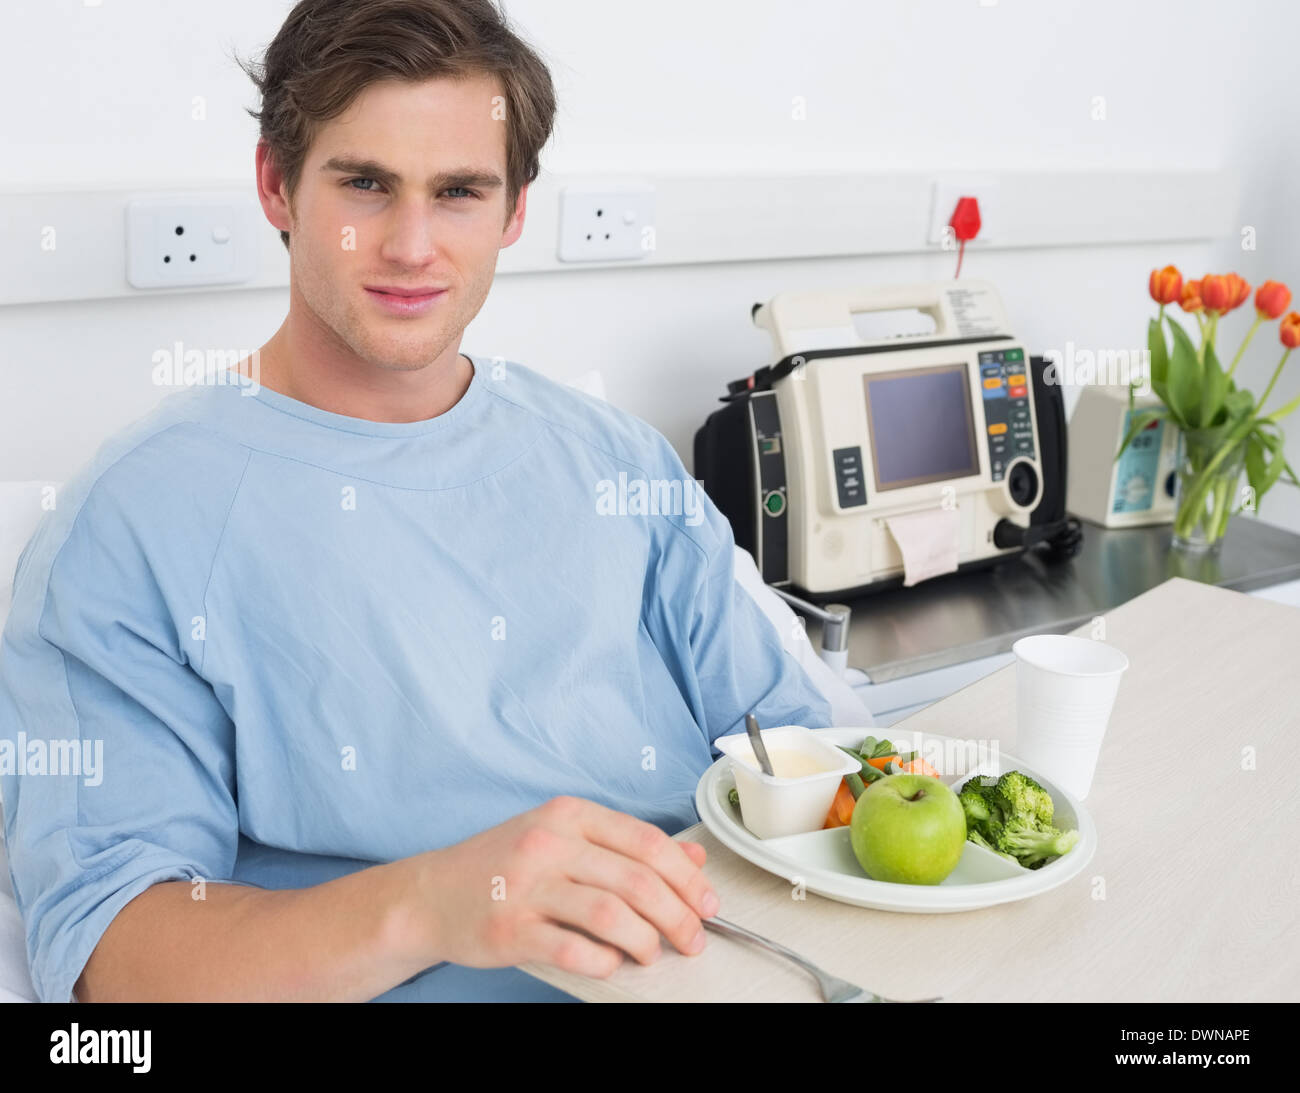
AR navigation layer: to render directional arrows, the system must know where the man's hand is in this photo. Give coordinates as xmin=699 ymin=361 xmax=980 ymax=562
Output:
xmin=411 ymin=795 xmax=720 ymax=978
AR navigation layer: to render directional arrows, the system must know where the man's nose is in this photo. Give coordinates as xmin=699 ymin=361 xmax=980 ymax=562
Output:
xmin=379 ymin=199 xmax=441 ymax=267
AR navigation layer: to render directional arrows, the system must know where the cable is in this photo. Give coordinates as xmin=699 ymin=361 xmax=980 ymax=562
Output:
xmin=993 ymin=514 xmax=1085 ymax=561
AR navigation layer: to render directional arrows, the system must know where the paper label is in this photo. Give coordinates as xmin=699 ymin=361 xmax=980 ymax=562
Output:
xmin=945 ymin=285 xmax=1004 ymax=338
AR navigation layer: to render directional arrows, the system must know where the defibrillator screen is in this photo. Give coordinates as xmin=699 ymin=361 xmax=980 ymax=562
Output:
xmin=863 ymin=363 xmax=979 ymax=490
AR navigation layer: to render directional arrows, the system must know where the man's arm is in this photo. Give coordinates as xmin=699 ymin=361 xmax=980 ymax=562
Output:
xmin=76 ymin=796 xmax=718 ymax=1002
xmin=75 ymin=859 xmax=427 ymax=1003
xmin=647 ymin=440 xmax=834 ymax=745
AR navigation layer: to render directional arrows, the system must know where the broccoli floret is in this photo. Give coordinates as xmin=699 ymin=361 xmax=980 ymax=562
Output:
xmin=961 ymin=770 xmax=1078 ymax=868
xmin=959 ymin=787 xmax=993 ymax=824
xmin=967 ymin=828 xmax=1021 ymax=865
xmin=958 ymin=777 xmax=1007 ymax=838
xmin=994 ymin=771 xmax=1056 ymax=828
xmin=960 ymin=774 xmax=998 ymax=794
xmin=996 ymin=818 xmax=1080 ymax=869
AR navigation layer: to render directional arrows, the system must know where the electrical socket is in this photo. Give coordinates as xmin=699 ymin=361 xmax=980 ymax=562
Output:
xmin=125 ymin=191 xmax=261 ymax=289
xmin=557 ymin=181 xmax=655 ymax=263
xmin=927 ymin=178 xmax=999 ymax=247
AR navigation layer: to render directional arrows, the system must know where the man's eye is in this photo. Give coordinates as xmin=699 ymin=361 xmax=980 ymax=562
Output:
xmin=445 ymin=187 xmax=478 ymax=200
xmin=346 ymin=177 xmax=383 ymax=193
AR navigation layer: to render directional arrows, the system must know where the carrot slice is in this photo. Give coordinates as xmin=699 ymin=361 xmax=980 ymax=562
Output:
xmin=895 ymin=755 xmax=941 ymax=777
xmin=824 ymin=778 xmax=856 ymax=827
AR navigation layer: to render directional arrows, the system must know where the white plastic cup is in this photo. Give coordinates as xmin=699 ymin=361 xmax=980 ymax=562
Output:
xmin=1011 ymin=635 xmax=1129 ymax=800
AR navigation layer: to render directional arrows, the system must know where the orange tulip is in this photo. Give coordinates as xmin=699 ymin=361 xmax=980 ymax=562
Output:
xmin=1199 ymin=275 xmax=1228 ymax=312
xmin=1201 ymin=272 xmax=1251 ymax=314
xmin=1179 ymin=279 xmax=1203 ymax=313
xmin=1225 ymin=273 xmax=1251 ymax=311
xmin=1148 ymin=265 xmax=1182 ymax=305
xmin=1281 ymin=312 xmax=1300 ymax=349
xmin=1256 ymin=281 xmax=1292 ymax=320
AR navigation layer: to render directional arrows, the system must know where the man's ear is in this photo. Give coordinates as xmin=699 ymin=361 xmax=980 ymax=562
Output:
xmin=500 ymin=183 xmax=529 ymax=249
xmin=256 ymin=140 xmax=293 ymax=236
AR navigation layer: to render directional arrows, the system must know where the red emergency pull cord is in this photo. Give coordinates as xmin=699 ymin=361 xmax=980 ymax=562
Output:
xmin=949 ymin=196 xmax=981 ymax=279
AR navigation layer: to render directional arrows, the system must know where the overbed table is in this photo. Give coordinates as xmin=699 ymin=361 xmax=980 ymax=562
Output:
xmin=520 ymin=577 xmax=1300 ymax=1002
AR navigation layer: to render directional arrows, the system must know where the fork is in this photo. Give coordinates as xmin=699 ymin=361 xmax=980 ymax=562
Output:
xmin=701 ymin=916 xmax=942 ymax=1003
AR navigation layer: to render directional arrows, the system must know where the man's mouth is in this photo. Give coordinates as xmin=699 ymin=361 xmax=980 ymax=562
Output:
xmin=363 ymin=285 xmax=449 ymax=315
xmin=364 ymin=285 xmax=449 ymax=297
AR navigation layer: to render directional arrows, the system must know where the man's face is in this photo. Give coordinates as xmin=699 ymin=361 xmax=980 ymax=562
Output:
xmin=268 ymin=73 xmax=523 ymax=372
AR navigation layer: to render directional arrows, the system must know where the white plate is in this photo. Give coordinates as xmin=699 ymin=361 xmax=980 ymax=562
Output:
xmin=695 ymin=727 xmax=1097 ymax=913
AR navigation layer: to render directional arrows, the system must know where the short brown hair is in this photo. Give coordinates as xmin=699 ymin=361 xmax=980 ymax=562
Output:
xmin=236 ymin=0 xmax=557 ymax=250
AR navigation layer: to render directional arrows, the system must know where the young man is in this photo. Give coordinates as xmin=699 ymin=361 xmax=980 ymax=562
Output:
xmin=0 ymin=0 xmax=831 ymax=1002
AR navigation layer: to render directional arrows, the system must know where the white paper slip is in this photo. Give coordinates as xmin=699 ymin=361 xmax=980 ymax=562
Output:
xmin=884 ymin=507 xmax=960 ymax=587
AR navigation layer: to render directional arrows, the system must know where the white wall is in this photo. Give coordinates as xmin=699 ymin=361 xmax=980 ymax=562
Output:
xmin=3 ymin=0 xmax=1299 ymax=529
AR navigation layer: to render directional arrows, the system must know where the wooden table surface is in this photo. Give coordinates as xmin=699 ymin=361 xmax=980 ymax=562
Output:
xmin=520 ymin=577 xmax=1300 ymax=1002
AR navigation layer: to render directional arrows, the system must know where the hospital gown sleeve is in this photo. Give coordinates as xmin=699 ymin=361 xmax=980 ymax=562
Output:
xmin=649 ymin=440 xmax=834 ymax=749
xmin=0 ymin=491 xmax=240 ymax=1003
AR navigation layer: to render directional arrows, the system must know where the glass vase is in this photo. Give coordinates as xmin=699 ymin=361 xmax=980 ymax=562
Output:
xmin=1170 ymin=426 xmax=1248 ymax=553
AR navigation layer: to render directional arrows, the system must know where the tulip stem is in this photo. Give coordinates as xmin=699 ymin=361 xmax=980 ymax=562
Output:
xmin=1258 ymin=350 xmax=1289 ymax=418
xmin=1227 ymin=314 xmax=1263 ymax=378
xmin=1198 ymin=313 xmax=1218 ymax=365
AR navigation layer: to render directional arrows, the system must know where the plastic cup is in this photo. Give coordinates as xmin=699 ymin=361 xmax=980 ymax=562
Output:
xmin=1011 ymin=635 xmax=1129 ymax=800
xmin=713 ymin=726 xmax=861 ymax=839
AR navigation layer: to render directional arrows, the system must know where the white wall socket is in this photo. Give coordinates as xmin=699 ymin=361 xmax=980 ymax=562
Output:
xmin=126 ymin=191 xmax=261 ymax=289
xmin=927 ymin=178 xmax=999 ymax=247
xmin=557 ymin=181 xmax=655 ymax=263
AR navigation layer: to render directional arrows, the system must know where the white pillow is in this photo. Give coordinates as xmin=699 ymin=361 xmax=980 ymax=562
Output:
xmin=730 ymin=544 xmax=874 ymax=728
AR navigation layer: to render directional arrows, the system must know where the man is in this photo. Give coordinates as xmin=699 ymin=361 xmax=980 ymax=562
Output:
xmin=0 ymin=0 xmax=831 ymax=1002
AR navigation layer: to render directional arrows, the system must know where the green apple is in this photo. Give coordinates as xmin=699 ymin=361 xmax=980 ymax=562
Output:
xmin=849 ymin=774 xmax=966 ymax=885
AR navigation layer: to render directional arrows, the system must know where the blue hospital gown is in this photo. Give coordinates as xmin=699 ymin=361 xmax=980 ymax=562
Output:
xmin=0 ymin=352 xmax=831 ymax=1002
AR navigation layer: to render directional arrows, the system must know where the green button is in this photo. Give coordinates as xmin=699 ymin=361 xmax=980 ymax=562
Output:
xmin=764 ymin=491 xmax=786 ymax=516
xmin=1005 ymin=348 xmax=1023 ymax=361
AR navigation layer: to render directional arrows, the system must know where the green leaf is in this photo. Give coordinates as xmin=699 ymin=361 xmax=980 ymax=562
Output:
xmin=1243 ymin=426 xmax=1287 ymax=510
xmin=1259 ymin=429 xmax=1287 ymax=497
xmin=1222 ymin=388 xmax=1255 ymax=424
xmin=1245 ymin=431 xmax=1267 ymax=503
xmin=1199 ymin=338 xmax=1230 ymax=427
xmin=1164 ymin=316 xmax=1203 ymax=428
xmin=1264 ymin=387 xmax=1300 ymax=424
xmin=1262 ymin=452 xmax=1287 ymax=498
xmin=1115 ymin=407 xmax=1168 ymax=461
xmin=1148 ymin=316 xmax=1169 ymax=390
